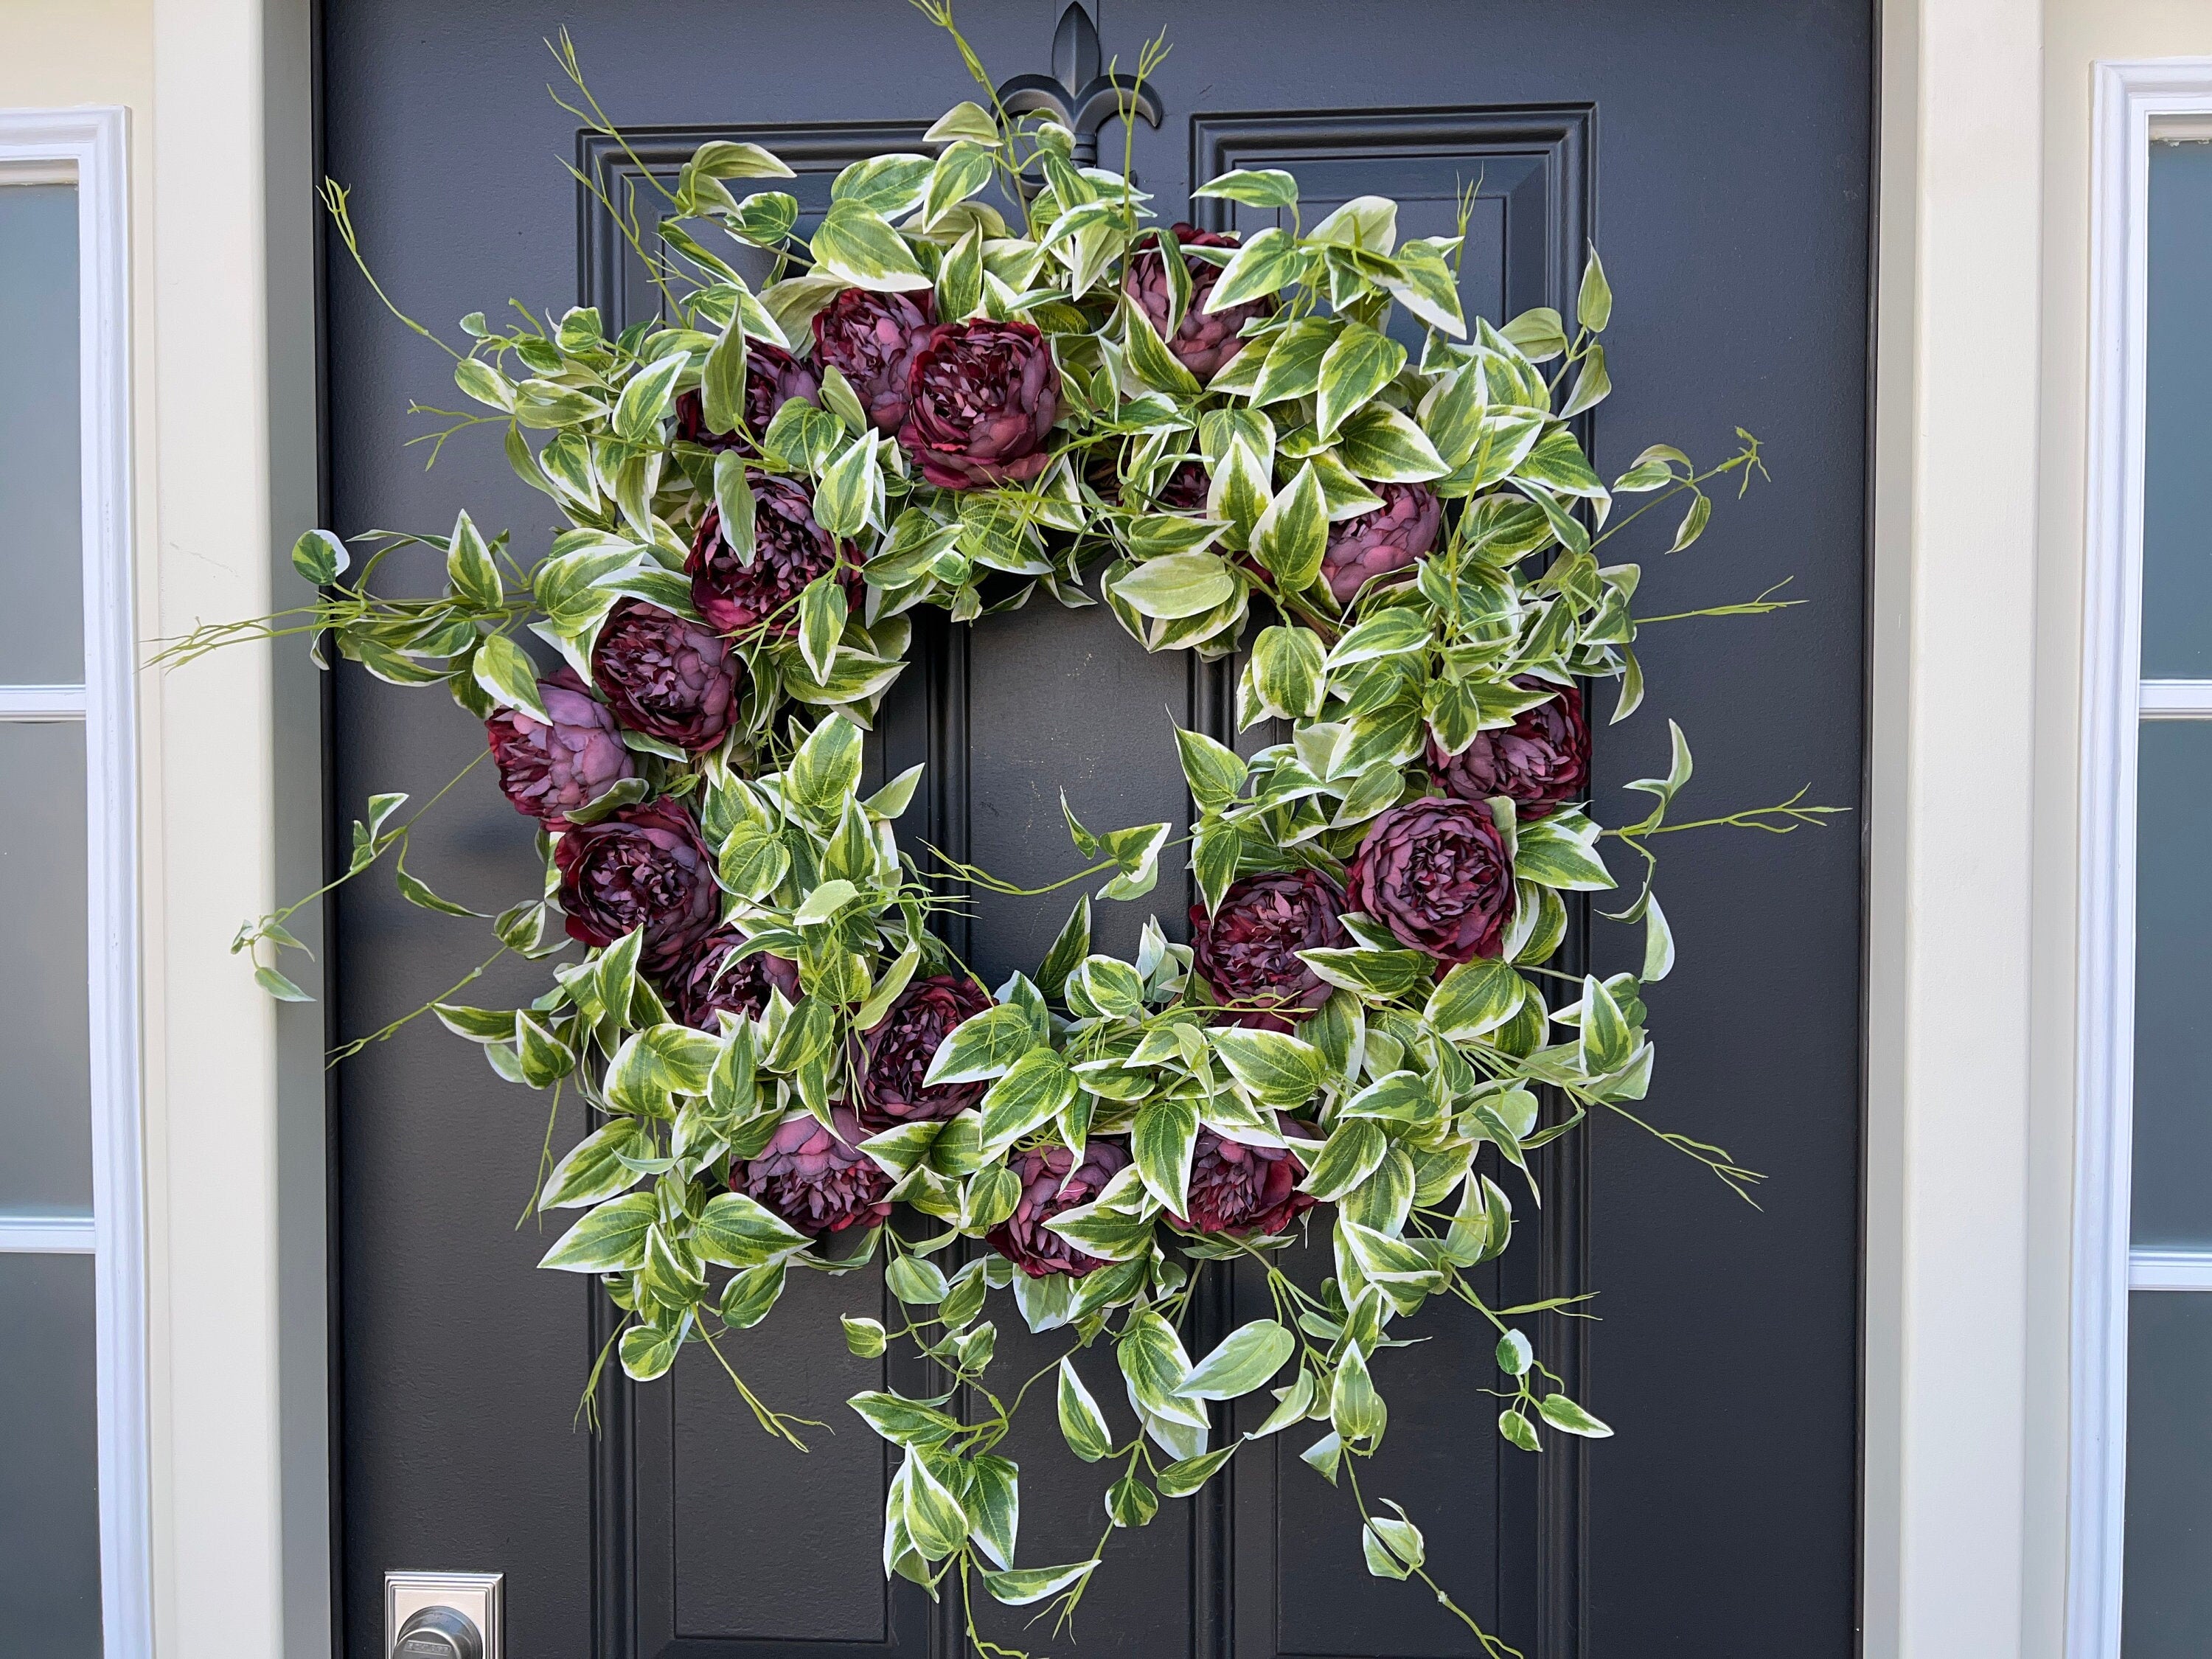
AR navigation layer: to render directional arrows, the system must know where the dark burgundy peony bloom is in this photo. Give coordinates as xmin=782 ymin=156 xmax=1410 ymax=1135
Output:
xmin=853 ymin=975 xmax=995 ymax=1133
xmin=898 ymin=319 xmax=1060 ymax=490
xmin=1124 ymin=223 xmax=1272 ymax=383
xmin=1344 ymin=797 xmax=1517 ymax=965
xmin=653 ymin=926 xmax=802 ymax=1031
xmin=987 ymin=1139 xmax=1133 ymax=1278
xmin=1320 ymin=481 xmax=1444 ymax=606
xmin=733 ymin=1107 xmax=892 ymax=1237
xmin=1429 ymin=679 xmax=1590 ymax=821
xmin=813 ymin=287 xmax=936 ymax=434
xmin=484 ymin=667 xmax=635 ymax=826
xmin=687 ymin=473 xmax=859 ymax=638
xmin=674 ymin=342 xmax=821 ymax=446
xmin=552 ymin=797 xmax=720 ymax=970
xmin=1155 ymin=459 xmax=1211 ymax=514
xmin=1190 ymin=869 xmax=1351 ymax=1032
xmin=589 ymin=599 xmax=741 ymax=753
xmin=1174 ymin=1127 xmax=1315 ymax=1237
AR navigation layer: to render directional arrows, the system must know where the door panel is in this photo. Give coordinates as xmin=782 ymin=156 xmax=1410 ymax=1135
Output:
xmin=1228 ymin=1240 xmax=1509 ymax=1659
xmin=1188 ymin=107 xmax=1587 ymax=340
xmin=624 ymin=1269 xmax=936 ymax=1656
xmin=323 ymin=4 xmax=1869 ymax=1655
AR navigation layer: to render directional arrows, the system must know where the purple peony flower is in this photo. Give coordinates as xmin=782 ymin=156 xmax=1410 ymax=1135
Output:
xmin=732 ymin=1107 xmax=892 ymax=1237
xmin=688 ymin=473 xmax=860 ymax=638
xmin=1173 ymin=1126 xmax=1315 ymax=1237
xmin=1343 ymin=797 xmax=1517 ymax=966
xmin=812 ymin=287 xmax=936 ymax=434
xmin=1429 ymin=679 xmax=1590 ymax=821
xmin=1124 ymin=223 xmax=1272 ymax=383
xmin=1320 ymin=481 xmax=1444 ymax=606
xmin=674 ymin=342 xmax=821 ymax=446
xmin=589 ymin=598 xmax=741 ymax=754
xmin=897 ymin=319 xmax=1060 ymax=490
xmin=1155 ymin=459 xmax=1211 ymax=514
xmin=484 ymin=667 xmax=635 ymax=827
xmin=552 ymin=797 xmax=720 ymax=970
xmin=986 ymin=1139 xmax=1133 ymax=1278
xmin=1190 ymin=869 xmax=1351 ymax=1032
xmin=652 ymin=926 xmax=802 ymax=1032
xmin=853 ymin=975 xmax=995 ymax=1134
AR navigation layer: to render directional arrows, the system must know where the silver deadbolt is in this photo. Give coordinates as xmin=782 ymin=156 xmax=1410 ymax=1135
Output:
xmin=394 ymin=1605 xmax=480 ymax=1659
xmin=385 ymin=1571 xmax=502 ymax=1659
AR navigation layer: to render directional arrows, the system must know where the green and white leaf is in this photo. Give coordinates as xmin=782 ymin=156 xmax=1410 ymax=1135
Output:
xmin=1176 ymin=1319 xmax=1294 ymax=1400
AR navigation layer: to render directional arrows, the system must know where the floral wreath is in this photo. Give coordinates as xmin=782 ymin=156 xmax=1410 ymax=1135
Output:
xmin=175 ymin=15 xmax=1834 ymax=1657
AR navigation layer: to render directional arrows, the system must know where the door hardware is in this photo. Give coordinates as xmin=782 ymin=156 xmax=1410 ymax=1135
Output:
xmin=384 ymin=1571 xmax=501 ymax=1659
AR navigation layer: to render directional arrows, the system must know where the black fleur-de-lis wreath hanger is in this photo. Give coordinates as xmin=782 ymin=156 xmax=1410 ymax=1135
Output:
xmin=992 ymin=2 xmax=1163 ymax=167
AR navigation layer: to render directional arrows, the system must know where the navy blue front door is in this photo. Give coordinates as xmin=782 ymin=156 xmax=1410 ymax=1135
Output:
xmin=322 ymin=5 xmax=1871 ymax=1654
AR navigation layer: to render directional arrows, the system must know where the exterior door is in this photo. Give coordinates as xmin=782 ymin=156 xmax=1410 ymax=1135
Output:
xmin=321 ymin=3 xmax=1870 ymax=1655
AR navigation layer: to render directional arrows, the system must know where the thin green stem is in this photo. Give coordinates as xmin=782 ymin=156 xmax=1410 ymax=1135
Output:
xmin=1606 ymin=790 xmax=1848 ymax=841
xmin=1340 ymin=1458 xmax=1523 ymax=1659
xmin=957 ymin=1549 xmax=1030 ymax=1659
xmin=922 ymin=839 xmax=1189 ymax=897
xmin=700 ymin=1329 xmax=818 ymax=1450
xmin=545 ymin=28 xmax=680 ymax=210
xmin=1635 ymin=578 xmax=1801 ymax=625
xmin=574 ymin=1315 xmax=627 ymax=1433
xmin=326 ymin=942 xmax=513 ymax=1065
xmin=1587 ymin=442 xmax=1763 ymax=552
xmin=321 ymin=180 xmax=462 ymax=360
xmin=518 ymin=1075 xmax=566 ymax=1228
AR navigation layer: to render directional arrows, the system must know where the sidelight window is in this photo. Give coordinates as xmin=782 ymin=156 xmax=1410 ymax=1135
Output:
xmin=2117 ymin=133 xmax=2212 ymax=1658
xmin=2075 ymin=66 xmax=2212 ymax=1659
xmin=0 ymin=111 xmax=145 ymax=1659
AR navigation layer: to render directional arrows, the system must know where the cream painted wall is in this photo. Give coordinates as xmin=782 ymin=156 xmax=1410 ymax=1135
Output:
xmin=2031 ymin=9 xmax=2212 ymax=1659
xmin=1 ymin=2 xmax=329 ymax=1656
xmin=0 ymin=2 xmax=153 ymax=110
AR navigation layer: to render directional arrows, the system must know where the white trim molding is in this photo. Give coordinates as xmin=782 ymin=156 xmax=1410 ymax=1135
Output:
xmin=2128 ymin=1248 xmax=2212 ymax=1293
xmin=1860 ymin=1 xmax=2048 ymax=1654
xmin=2069 ymin=55 xmax=2212 ymax=1659
xmin=0 ymin=104 xmax=147 ymax=1659
xmin=0 ymin=1214 xmax=100 ymax=1253
xmin=2137 ymin=679 xmax=2212 ymax=718
xmin=0 ymin=684 xmax=89 ymax=718
xmin=145 ymin=1 xmax=333 ymax=1651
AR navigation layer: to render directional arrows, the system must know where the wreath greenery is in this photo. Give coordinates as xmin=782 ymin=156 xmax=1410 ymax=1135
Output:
xmin=169 ymin=14 xmax=1837 ymax=1655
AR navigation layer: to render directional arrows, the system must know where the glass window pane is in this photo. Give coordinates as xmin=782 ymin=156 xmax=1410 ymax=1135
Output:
xmin=2132 ymin=720 xmax=2212 ymax=1245
xmin=0 ymin=721 xmax=90 ymax=1213
xmin=0 ymin=1252 xmax=100 ymax=1655
xmin=0 ymin=181 xmax=83 ymax=685
xmin=2142 ymin=141 xmax=2212 ymax=678
xmin=2124 ymin=1292 xmax=2212 ymax=1658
